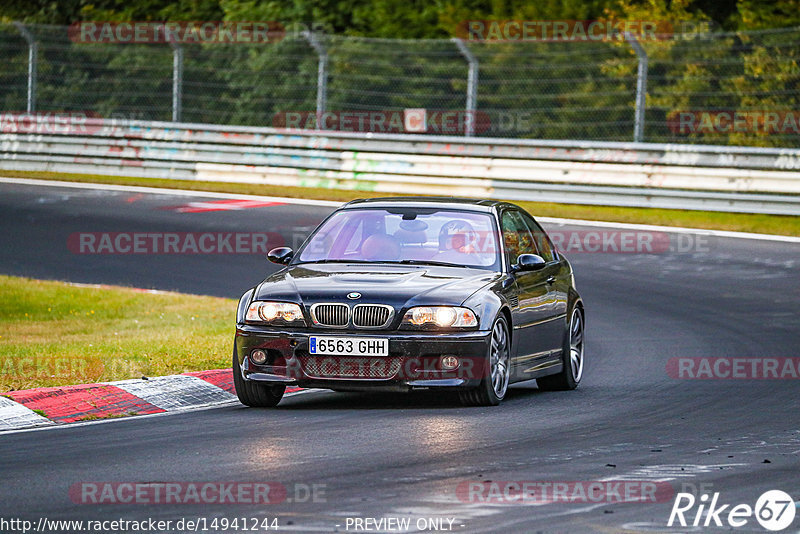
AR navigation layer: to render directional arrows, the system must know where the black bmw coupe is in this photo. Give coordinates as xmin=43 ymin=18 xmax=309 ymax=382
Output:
xmin=233 ymin=197 xmax=584 ymax=407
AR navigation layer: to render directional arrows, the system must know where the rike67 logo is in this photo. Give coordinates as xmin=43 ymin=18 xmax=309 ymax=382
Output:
xmin=669 ymin=490 xmax=796 ymax=531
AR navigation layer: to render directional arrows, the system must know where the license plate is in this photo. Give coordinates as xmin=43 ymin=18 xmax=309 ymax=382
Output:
xmin=309 ymin=336 xmax=389 ymax=356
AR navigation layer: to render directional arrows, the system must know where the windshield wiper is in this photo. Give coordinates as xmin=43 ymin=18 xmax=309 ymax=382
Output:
xmin=295 ymin=259 xmax=375 ymax=264
xmin=297 ymin=259 xmax=469 ymax=267
xmin=392 ymin=259 xmax=461 ymax=267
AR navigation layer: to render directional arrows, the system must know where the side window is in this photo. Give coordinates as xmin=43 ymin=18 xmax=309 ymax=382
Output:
xmin=501 ymin=210 xmax=537 ymax=264
xmin=521 ymin=213 xmax=556 ymax=262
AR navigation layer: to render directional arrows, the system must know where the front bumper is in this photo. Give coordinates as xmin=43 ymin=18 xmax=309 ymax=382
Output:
xmin=235 ymin=325 xmax=492 ymax=391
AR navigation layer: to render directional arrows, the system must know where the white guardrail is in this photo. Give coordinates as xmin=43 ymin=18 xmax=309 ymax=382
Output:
xmin=1 ymin=117 xmax=800 ymax=215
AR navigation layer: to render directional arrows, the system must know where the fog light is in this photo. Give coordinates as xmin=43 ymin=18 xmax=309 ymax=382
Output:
xmin=250 ymin=349 xmax=268 ymax=365
xmin=440 ymin=355 xmax=459 ymax=370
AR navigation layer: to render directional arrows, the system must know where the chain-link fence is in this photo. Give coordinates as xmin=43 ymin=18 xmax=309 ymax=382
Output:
xmin=1 ymin=22 xmax=799 ymax=147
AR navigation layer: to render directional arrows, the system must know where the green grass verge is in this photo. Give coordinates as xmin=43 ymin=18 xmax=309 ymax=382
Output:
xmin=77 ymin=411 xmax=139 ymax=422
xmin=3 ymin=170 xmax=799 ymax=237
xmin=0 ymin=275 xmax=235 ymax=392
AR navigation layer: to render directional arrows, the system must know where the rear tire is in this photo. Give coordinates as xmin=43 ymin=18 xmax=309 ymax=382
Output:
xmin=459 ymin=316 xmax=510 ymax=407
xmin=537 ymin=305 xmax=584 ymax=391
xmin=232 ymin=350 xmax=285 ymax=407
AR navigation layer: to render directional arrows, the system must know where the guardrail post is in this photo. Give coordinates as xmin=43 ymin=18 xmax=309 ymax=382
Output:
xmin=13 ymin=22 xmax=37 ymax=113
xmin=304 ymin=31 xmax=328 ymax=120
xmin=624 ymin=32 xmax=648 ymax=143
xmin=452 ymin=38 xmax=479 ymax=137
xmin=170 ymin=42 xmax=183 ymax=122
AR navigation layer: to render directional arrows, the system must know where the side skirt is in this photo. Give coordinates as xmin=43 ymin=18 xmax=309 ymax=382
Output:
xmin=511 ymin=349 xmax=563 ymax=382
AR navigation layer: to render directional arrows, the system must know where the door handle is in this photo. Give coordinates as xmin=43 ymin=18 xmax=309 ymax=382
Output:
xmin=546 ymin=276 xmax=556 ymax=284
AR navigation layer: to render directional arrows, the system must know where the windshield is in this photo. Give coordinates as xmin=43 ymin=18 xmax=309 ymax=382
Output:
xmin=296 ymin=207 xmax=501 ymax=270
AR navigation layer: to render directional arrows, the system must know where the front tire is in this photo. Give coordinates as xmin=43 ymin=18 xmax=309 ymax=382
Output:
xmin=537 ymin=305 xmax=584 ymax=391
xmin=232 ymin=349 xmax=285 ymax=407
xmin=459 ymin=316 xmax=510 ymax=406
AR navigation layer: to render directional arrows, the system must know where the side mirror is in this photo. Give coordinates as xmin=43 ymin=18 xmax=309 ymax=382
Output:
xmin=513 ymin=253 xmax=546 ymax=272
xmin=267 ymin=247 xmax=294 ymax=265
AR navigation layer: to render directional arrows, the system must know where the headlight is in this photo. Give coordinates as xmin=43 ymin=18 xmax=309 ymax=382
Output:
xmin=245 ymin=301 xmax=305 ymax=325
xmin=401 ymin=306 xmax=478 ymax=328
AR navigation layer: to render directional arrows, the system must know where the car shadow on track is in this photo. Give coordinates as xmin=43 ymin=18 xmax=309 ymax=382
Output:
xmin=272 ymin=381 xmax=549 ymax=410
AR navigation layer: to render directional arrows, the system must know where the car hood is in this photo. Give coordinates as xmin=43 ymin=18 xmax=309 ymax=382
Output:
xmin=254 ymin=263 xmax=500 ymax=309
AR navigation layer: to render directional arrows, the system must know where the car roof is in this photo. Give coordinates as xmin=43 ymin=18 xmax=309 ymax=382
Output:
xmin=342 ymin=197 xmax=513 ymax=213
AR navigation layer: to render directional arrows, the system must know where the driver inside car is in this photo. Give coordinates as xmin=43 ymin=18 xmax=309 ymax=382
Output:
xmin=437 ymin=219 xmax=480 ymax=261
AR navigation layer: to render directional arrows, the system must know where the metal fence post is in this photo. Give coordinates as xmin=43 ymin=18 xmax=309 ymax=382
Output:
xmin=452 ymin=38 xmax=478 ymax=137
xmin=170 ymin=42 xmax=183 ymax=122
xmin=304 ymin=32 xmax=328 ymax=119
xmin=624 ymin=33 xmax=648 ymax=143
xmin=13 ymin=22 xmax=37 ymax=113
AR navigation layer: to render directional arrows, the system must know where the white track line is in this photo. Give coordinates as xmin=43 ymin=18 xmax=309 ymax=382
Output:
xmin=0 ymin=388 xmax=324 ymax=436
xmin=2 ymin=176 xmax=798 ymax=243
xmin=537 ymin=216 xmax=800 ymax=243
xmin=0 ymin=176 xmax=342 ymax=207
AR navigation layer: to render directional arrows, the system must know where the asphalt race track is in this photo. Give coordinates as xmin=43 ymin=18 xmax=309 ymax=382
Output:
xmin=1 ymin=180 xmax=799 ymax=533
